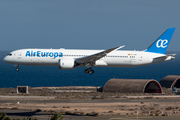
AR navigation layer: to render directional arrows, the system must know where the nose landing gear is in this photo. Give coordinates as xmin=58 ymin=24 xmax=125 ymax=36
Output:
xmin=16 ymin=68 xmax=19 ymax=71
xmin=84 ymin=68 xmax=94 ymax=75
xmin=14 ymin=65 xmax=19 ymax=71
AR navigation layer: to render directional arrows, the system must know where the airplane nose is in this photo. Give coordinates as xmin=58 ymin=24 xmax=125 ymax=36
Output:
xmin=3 ymin=56 xmax=8 ymax=62
xmin=3 ymin=56 xmax=10 ymax=63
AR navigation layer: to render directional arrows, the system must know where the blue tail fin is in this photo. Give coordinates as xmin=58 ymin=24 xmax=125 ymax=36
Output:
xmin=145 ymin=28 xmax=176 ymax=54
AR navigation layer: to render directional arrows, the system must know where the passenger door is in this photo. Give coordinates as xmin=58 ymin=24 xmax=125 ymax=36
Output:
xmin=138 ymin=54 xmax=143 ymax=61
xmin=17 ymin=52 xmax=22 ymax=59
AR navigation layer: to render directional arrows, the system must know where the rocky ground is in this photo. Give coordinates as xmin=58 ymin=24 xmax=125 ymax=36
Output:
xmin=1 ymin=100 xmax=180 ymax=116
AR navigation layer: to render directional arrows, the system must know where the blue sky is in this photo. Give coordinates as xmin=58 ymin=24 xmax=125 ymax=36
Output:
xmin=0 ymin=0 xmax=180 ymax=51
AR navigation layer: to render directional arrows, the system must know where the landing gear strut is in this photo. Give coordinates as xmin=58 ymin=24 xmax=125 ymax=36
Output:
xmin=14 ymin=65 xmax=19 ymax=71
xmin=84 ymin=68 xmax=94 ymax=75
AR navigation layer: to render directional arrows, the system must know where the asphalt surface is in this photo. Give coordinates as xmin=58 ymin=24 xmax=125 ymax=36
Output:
xmin=0 ymin=96 xmax=55 ymax=100
xmin=0 ymin=98 xmax=180 ymax=104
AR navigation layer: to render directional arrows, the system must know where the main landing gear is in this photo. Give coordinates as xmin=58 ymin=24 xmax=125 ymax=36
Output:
xmin=14 ymin=65 xmax=19 ymax=71
xmin=84 ymin=68 xmax=94 ymax=75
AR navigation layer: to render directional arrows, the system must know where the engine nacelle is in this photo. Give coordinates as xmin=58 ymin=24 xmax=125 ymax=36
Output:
xmin=58 ymin=58 xmax=75 ymax=70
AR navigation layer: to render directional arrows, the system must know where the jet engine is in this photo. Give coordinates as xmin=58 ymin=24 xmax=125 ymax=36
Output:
xmin=58 ymin=58 xmax=76 ymax=70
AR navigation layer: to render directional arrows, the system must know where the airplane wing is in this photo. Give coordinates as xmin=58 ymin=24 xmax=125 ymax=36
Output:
xmin=75 ymin=46 xmax=125 ymax=65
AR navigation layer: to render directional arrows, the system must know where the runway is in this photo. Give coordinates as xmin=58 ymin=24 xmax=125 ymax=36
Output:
xmin=0 ymin=97 xmax=180 ymax=103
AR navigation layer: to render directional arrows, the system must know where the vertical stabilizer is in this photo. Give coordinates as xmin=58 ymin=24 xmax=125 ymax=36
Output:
xmin=145 ymin=28 xmax=176 ymax=54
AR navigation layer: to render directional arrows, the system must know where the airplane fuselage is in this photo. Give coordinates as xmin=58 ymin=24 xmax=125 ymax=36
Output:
xmin=4 ymin=48 xmax=173 ymax=67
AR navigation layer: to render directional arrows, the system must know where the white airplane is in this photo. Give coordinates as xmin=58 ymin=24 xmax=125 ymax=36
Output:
xmin=4 ymin=28 xmax=176 ymax=74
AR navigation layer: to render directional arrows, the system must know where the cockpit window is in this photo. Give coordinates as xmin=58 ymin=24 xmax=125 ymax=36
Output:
xmin=7 ymin=53 xmax=12 ymax=56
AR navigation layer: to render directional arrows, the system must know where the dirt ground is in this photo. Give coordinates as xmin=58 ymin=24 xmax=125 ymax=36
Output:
xmin=0 ymin=86 xmax=177 ymax=99
xmin=0 ymin=87 xmax=180 ymax=117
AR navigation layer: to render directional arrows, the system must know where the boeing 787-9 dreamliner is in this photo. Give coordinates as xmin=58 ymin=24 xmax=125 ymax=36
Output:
xmin=4 ymin=28 xmax=176 ymax=74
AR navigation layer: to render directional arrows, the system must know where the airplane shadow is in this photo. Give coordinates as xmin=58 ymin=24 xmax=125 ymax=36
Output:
xmin=0 ymin=109 xmax=51 ymax=117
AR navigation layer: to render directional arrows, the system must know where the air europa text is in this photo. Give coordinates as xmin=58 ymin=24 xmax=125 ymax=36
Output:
xmin=25 ymin=51 xmax=63 ymax=58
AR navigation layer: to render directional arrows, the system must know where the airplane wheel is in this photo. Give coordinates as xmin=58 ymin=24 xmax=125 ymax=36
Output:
xmin=89 ymin=70 xmax=94 ymax=75
xmin=84 ymin=69 xmax=89 ymax=74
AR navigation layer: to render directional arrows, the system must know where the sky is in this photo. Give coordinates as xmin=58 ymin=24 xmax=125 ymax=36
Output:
xmin=0 ymin=0 xmax=180 ymax=51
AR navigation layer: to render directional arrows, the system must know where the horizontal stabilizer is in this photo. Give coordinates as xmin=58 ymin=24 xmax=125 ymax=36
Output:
xmin=154 ymin=54 xmax=176 ymax=60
